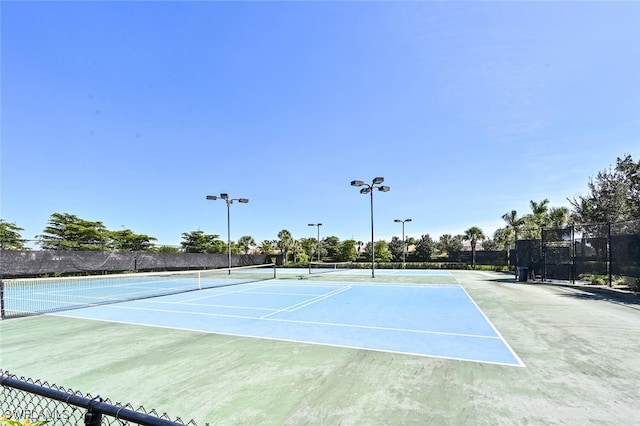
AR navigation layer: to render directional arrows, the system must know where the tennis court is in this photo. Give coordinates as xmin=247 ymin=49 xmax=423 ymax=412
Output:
xmin=50 ymin=279 xmax=523 ymax=367
xmin=2 ymin=266 xmax=521 ymax=365
xmin=2 ymin=268 xmax=639 ymax=424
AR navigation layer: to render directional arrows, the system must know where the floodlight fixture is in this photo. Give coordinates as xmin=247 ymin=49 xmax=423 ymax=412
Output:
xmin=350 ymin=176 xmax=391 ymax=278
xmin=307 ymin=223 xmax=323 ymax=263
xmin=206 ymin=192 xmax=249 ymax=274
xmin=394 ymin=218 xmax=412 ymax=268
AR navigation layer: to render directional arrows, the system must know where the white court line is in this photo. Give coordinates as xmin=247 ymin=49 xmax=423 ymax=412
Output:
xmin=117 ymin=298 xmax=274 ymax=311
xmin=459 ymin=285 xmax=526 ymax=367
xmin=50 ymin=313 xmax=519 ymax=367
xmin=260 ymin=286 xmax=352 ymax=319
xmin=178 ymin=282 xmax=274 ymax=303
xmin=66 ymin=302 xmax=502 ymax=341
xmin=49 ymin=282 xmax=523 ymax=367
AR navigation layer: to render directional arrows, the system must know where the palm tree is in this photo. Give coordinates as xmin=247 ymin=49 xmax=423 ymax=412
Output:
xmin=257 ymin=240 xmax=274 ymax=255
xmin=237 ymin=235 xmax=256 ymax=255
xmin=515 ymin=199 xmax=551 ymax=239
xmin=502 ymin=210 xmax=522 ymax=231
xmin=290 ymin=239 xmax=306 ymax=264
xmin=501 ymin=210 xmax=523 ymax=263
xmin=530 ymin=199 xmax=550 ymax=229
xmin=463 ymin=226 xmax=485 ymax=269
xmin=277 ymin=229 xmax=293 ymax=265
xmin=493 ymin=228 xmax=514 ymax=253
xmin=530 ymin=199 xmax=550 ymax=216
xmin=548 ymin=207 xmax=570 ymax=228
xmin=437 ymin=234 xmax=463 ymax=256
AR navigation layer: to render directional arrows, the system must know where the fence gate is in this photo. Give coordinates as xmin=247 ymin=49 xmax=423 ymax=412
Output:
xmin=542 ymin=227 xmax=573 ymax=281
xmin=574 ymin=223 xmax=609 ymax=278
xmin=515 ymin=239 xmax=542 ymax=277
xmin=610 ymin=220 xmax=640 ymax=279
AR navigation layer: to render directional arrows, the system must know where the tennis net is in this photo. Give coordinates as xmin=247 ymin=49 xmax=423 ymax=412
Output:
xmin=308 ymin=262 xmax=352 ymax=274
xmin=0 ymin=263 xmax=276 ymax=319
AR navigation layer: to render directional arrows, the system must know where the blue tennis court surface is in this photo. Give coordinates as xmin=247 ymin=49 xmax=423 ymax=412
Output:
xmin=283 ymin=268 xmax=453 ymax=277
xmin=53 ymin=279 xmax=524 ymax=367
xmin=342 ymin=269 xmax=453 ymax=276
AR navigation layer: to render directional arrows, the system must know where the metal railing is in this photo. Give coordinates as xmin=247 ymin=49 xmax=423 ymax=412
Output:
xmin=0 ymin=371 xmax=205 ymax=426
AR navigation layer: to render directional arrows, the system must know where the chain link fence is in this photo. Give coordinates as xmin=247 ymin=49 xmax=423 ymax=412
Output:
xmin=574 ymin=223 xmax=609 ymax=278
xmin=514 ymin=239 xmax=541 ymax=280
xmin=516 ymin=219 xmax=640 ymax=287
xmin=0 ymin=251 xmax=271 ymax=278
xmin=0 ymin=371 xmax=206 ymax=425
xmin=610 ymin=219 xmax=640 ymax=279
xmin=542 ymin=227 xmax=573 ymax=281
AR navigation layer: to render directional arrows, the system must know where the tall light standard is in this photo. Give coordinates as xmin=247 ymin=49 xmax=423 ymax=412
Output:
xmin=394 ymin=218 xmax=412 ymax=268
xmin=351 ymin=177 xmax=390 ymax=278
xmin=206 ymin=193 xmax=249 ymax=274
xmin=307 ymin=223 xmax=322 ymax=263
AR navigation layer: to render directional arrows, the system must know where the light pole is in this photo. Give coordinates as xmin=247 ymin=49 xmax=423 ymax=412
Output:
xmin=307 ymin=223 xmax=322 ymax=263
xmin=351 ymin=177 xmax=390 ymax=278
xmin=206 ymin=194 xmax=249 ymax=274
xmin=394 ymin=218 xmax=412 ymax=268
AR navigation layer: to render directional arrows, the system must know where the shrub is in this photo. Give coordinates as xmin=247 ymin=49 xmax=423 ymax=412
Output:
xmin=578 ymin=274 xmax=606 ymax=285
xmin=0 ymin=414 xmax=48 ymax=426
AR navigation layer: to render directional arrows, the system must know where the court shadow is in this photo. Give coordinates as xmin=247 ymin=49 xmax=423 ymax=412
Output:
xmin=488 ymin=277 xmax=520 ymax=284
xmin=484 ymin=272 xmax=540 ymax=285
xmin=557 ymin=286 xmax=640 ymax=308
xmin=483 ymin=274 xmax=640 ymax=308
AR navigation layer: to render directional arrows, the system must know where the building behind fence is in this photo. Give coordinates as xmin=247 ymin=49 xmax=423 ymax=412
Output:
xmin=0 ymin=371 xmax=206 ymax=425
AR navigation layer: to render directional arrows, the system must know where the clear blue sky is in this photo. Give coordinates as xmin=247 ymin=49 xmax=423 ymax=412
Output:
xmin=2 ymin=1 xmax=639 ymax=247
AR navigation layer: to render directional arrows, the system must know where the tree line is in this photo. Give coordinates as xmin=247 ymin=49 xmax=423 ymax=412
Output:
xmin=1 ymin=154 xmax=638 ymax=264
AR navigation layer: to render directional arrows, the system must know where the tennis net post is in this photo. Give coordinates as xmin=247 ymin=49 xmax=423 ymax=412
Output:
xmin=1 ymin=279 xmax=5 ymax=320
